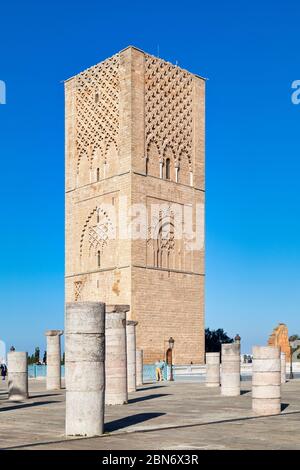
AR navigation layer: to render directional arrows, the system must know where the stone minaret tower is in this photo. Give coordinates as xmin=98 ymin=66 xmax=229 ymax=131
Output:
xmin=65 ymin=46 xmax=205 ymax=364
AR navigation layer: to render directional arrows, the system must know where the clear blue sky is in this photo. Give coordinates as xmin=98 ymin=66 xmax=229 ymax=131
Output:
xmin=0 ymin=0 xmax=299 ymax=355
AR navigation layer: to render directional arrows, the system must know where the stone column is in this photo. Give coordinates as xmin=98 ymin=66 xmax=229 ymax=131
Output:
xmin=65 ymin=302 xmax=105 ymax=436
xmin=281 ymin=352 xmax=286 ymax=384
xmin=7 ymin=352 xmax=28 ymax=401
xmin=221 ymin=343 xmax=241 ymax=396
xmin=105 ymin=305 xmax=129 ymax=405
xmin=45 ymin=330 xmax=63 ymax=390
xmin=252 ymin=346 xmax=281 ymax=415
xmin=136 ymin=349 xmax=144 ymax=387
xmin=205 ymin=352 xmax=220 ymax=387
xmin=126 ymin=320 xmax=138 ymax=393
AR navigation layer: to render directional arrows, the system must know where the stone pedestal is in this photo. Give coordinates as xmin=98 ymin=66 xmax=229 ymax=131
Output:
xmin=7 ymin=352 xmax=28 ymax=401
xmin=206 ymin=352 xmax=220 ymax=387
xmin=136 ymin=349 xmax=144 ymax=387
xmin=45 ymin=330 xmax=63 ymax=390
xmin=280 ymin=352 xmax=286 ymax=384
xmin=65 ymin=302 xmax=105 ymax=436
xmin=105 ymin=305 xmax=129 ymax=405
xmin=126 ymin=320 xmax=138 ymax=393
xmin=252 ymin=346 xmax=281 ymax=415
xmin=221 ymin=343 xmax=241 ymax=396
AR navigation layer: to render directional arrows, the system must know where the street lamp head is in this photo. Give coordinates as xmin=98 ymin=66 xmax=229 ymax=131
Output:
xmin=169 ymin=337 xmax=175 ymax=350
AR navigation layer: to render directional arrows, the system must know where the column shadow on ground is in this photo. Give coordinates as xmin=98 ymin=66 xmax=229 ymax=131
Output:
xmin=137 ymin=385 xmax=167 ymax=391
xmin=105 ymin=412 xmax=166 ymax=432
xmin=0 ymin=400 xmax=61 ymax=412
xmin=30 ymin=393 xmax=62 ymax=399
xmin=3 ymin=409 xmax=300 ymax=450
xmin=128 ymin=393 xmax=171 ymax=404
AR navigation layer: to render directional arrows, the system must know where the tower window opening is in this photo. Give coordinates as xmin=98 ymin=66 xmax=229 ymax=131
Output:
xmin=97 ymin=250 xmax=101 ymax=267
xmin=96 ymin=167 xmax=100 ymax=182
xmin=165 ymin=158 xmax=170 ymax=180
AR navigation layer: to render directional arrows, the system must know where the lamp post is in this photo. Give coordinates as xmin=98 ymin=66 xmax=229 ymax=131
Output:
xmin=289 ymin=343 xmax=294 ymax=380
xmin=290 ymin=344 xmax=294 ymax=380
xmin=288 ymin=335 xmax=300 ymax=380
xmin=168 ymin=337 xmax=175 ymax=382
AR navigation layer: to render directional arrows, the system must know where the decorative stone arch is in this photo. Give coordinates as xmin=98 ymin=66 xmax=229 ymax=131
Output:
xmin=77 ymin=150 xmax=91 ymax=187
xmin=178 ymin=146 xmax=192 ymax=185
xmin=146 ymin=137 xmax=160 ymax=178
xmin=147 ymin=207 xmax=176 ymax=269
xmin=91 ymin=144 xmax=106 ymax=182
xmin=79 ymin=207 xmax=114 ymax=257
xmin=163 ymin=144 xmax=175 ymax=181
xmin=104 ymin=139 xmax=119 ymax=178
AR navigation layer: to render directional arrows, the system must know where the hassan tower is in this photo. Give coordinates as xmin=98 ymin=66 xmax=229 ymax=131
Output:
xmin=65 ymin=46 xmax=205 ymax=364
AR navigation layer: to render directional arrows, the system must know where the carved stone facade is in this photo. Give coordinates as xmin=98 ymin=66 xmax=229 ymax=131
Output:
xmin=75 ymin=54 xmax=120 ymax=187
xmin=65 ymin=46 xmax=205 ymax=364
xmin=145 ymin=55 xmax=193 ymax=186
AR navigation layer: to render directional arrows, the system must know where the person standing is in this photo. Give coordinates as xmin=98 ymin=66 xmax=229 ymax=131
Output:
xmin=160 ymin=359 xmax=166 ymax=381
xmin=155 ymin=359 xmax=162 ymax=381
xmin=0 ymin=363 xmax=7 ymax=381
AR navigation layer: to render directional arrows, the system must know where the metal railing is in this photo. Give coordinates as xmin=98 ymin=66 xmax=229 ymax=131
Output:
xmin=28 ymin=365 xmax=65 ymax=378
xmin=28 ymin=364 xmax=167 ymax=382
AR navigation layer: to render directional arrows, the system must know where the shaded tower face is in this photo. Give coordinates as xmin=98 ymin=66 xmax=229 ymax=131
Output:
xmin=65 ymin=46 xmax=205 ymax=364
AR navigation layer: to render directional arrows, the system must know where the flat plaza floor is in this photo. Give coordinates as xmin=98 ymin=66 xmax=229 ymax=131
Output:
xmin=0 ymin=378 xmax=299 ymax=450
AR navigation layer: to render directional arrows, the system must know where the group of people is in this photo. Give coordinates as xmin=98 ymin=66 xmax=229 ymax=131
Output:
xmin=155 ymin=359 xmax=166 ymax=381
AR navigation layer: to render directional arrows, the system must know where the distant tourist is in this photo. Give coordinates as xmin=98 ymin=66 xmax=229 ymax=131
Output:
xmin=0 ymin=363 xmax=7 ymax=381
xmin=155 ymin=359 xmax=166 ymax=381
xmin=155 ymin=359 xmax=162 ymax=381
xmin=160 ymin=359 xmax=166 ymax=381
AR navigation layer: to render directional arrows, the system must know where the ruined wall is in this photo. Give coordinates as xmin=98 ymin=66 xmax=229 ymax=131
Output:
xmin=268 ymin=323 xmax=291 ymax=361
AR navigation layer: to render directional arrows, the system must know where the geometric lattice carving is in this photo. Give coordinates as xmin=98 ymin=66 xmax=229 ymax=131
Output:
xmin=80 ymin=206 xmax=114 ymax=257
xmin=88 ymin=226 xmax=109 ymax=254
xmin=147 ymin=205 xmax=176 ymax=269
xmin=74 ymin=280 xmax=84 ymax=301
xmin=75 ymin=54 xmax=120 ymax=171
xmin=145 ymin=54 xmax=193 ymax=167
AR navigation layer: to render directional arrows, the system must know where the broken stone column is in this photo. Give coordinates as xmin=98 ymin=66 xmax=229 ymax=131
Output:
xmin=205 ymin=352 xmax=220 ymax=387
xmin=221 ymin=343 xmax=241 ymax=396
xmin=7 ymin=351 xmax=28 ymax=401
xmin=281 ymin=352 xmax=286 ymax=384
xmin=136 ymin=349 xmax=144 ymax=387
xmin=45 ymin=330 xmax=63 ymax=390
xmin=126 ymin=320 xmax=138 ymax=393
xmin=252 ymin=346 xmax=281 ymax=415
xmin=65 ymin=302 xmax=105 ymax=436
xmin=105 ymin=305 xmax=129 ymax=405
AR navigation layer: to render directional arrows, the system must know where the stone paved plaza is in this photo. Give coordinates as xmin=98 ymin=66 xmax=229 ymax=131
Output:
xmin=0 ymin=378 xmax=300 ymax=450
